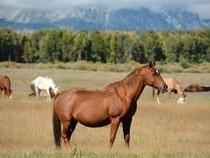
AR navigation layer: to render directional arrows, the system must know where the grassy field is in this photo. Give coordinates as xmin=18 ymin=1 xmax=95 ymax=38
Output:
xmin=0 ymin=66 xmax=210 ymax=158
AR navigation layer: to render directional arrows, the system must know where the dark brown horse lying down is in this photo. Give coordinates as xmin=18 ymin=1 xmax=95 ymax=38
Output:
xmin=53 ymin=62 xmax=167 ymax=150
xmin=184 ymin=84 xmax=210 ymax=92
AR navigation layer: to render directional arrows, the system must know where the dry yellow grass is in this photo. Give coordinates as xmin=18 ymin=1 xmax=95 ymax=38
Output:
xmin=0 ymin=67 xmax=210 ymax=157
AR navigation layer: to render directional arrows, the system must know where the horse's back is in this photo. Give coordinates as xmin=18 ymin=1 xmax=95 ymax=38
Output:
xmin=54 ymin=89 xmax=76 ymax=105
xmin=164 ymin=77 xmax=177 ymax=85
xmin=163 ymin=77 xmax=180 ymax=90
xmin=54 ymin=88 xmax=98 ymax=104
xmin=0 ymin=75 xmax=11 ymax=87
xmin=31 ymin=76 xmax=43 ymax=83
xmin=184 ymin=84 xmax=210 ymax=92
xmin=32 ymin=76 xmax=55 ymax=89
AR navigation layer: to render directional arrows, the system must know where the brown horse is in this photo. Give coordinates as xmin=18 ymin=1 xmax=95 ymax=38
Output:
xmin=53 ymin=62 xmax=167 ymax=150
xmin=0 ymin=75 xmax=12 ymax=98
xmin=153 ymin=77 xmax=186 ymax=104
xmin=184 ymin=84 xmax=210 ymax=92
xmin=29 ymin=90 xmax=55 ymax=97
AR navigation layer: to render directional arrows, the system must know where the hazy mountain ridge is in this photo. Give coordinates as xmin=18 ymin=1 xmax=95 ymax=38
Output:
xmin=0 ymin=6 xmax=209 ymax=31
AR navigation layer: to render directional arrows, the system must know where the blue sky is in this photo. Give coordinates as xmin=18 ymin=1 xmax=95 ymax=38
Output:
xmin=1 ymin=0 xmax=210 ymax=19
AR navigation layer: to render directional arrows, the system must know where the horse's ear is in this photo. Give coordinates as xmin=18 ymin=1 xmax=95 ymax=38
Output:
xmin=149 ymin=61 xmax=156 ymax=68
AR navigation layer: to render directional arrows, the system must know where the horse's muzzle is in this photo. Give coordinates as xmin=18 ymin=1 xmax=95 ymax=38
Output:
xmin=177 ymin=97 xmax=185 ymax=104
xmin=159 ymin=84 xmax=168 ymax=93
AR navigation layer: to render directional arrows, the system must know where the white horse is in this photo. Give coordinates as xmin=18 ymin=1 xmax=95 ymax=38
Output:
xmin=31 ymin=76 xmax=59 ymax=101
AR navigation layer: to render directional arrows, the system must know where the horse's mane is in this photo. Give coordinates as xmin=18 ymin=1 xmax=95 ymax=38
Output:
xmin=104 ymin=65 xmax=146 ymax=90
xmin=175 ymin=81 xmax=185 ymax=94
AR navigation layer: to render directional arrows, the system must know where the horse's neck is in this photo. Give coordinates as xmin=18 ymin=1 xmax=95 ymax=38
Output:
xmin=120 ymin=73 xmax=145 ymax=102
xmin=175 ymin=84 xmax=184 ymax=96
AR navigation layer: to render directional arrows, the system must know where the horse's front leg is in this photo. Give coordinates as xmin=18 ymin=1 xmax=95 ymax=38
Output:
xmin=156 ymin=93 xmax=160 ymax=104
xmin=0 ymin=89 xmax=2 ymax=97
xmin=46 ymin=89 xmax=51 ymax=101
xmin=109 ymin=117 xmax=121 ymax=149
xmin=156 ymin=96 xmax=160 ymax=104
xmin=122 ymin=117 xmax=132 ymax=150
xmin=5 ymin=88 xmax=9 ymax=97
xmin=168 ymin=91 xmax=172 ymax=99
xmin=3 ymin=88 xmax=6 ymax=97
xmin=153 ymin=89 xmax=160 ymax=104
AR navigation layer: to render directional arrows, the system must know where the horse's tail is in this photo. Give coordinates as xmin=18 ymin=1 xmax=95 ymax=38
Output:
xmin=30 ymin=82 xmax=35 ymax=91
xmin=53 ymin=106 xmax=61 ymax=148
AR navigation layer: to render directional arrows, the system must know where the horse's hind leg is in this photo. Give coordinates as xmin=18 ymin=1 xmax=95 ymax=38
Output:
xmin=35 ymin=87 xmax=39 ymax=97
xmin=61 ymin=119 xmax=78 ymax=151
xmin=61 ymin=121 xmax=72 ymax=150
xmin=67 ymin=119 xmax=78 ymax=143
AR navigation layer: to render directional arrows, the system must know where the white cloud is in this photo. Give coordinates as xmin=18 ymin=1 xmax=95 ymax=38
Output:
xmin=188 ymin=3 xmax=210 ymax=19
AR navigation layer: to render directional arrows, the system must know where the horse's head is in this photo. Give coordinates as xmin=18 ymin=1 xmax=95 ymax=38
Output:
xmin=53 ymin=86 xmax=60 ymax=95
xmin=47 ymin=78 xmax=60 ymax=95
xmin=177 ymin=93 xmax=186 ymax=104
xmin=143 ymin=62 xmax=167 ymax=93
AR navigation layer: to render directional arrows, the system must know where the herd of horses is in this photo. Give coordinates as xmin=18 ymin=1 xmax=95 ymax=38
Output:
xmin=0 ymin=62 xmax=209 ymax=151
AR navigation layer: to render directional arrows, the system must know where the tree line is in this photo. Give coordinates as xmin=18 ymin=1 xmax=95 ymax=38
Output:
xmin=0 ymin=28 xmax=210 ymax=65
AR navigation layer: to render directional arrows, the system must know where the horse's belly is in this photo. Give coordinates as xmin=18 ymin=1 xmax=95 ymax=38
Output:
xmin=73 ymin=110 xmax=110 ymax=127
xmin=79 ymin=118 xmax=111 ymax=127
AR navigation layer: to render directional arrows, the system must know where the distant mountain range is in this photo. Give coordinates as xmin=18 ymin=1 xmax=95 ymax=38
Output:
xmin=0 ymin=6 xmax=210 ymax=31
